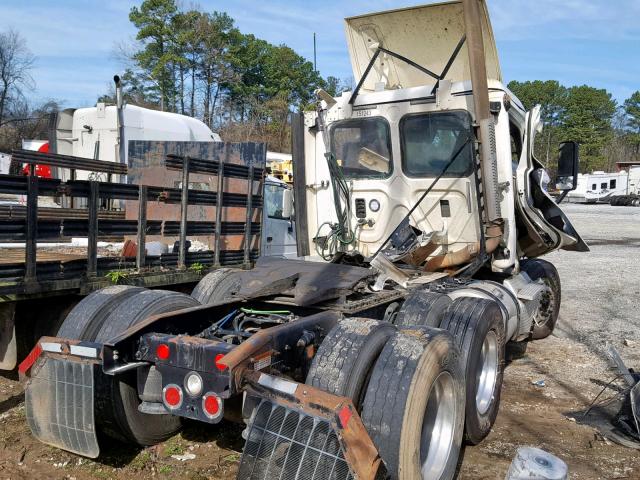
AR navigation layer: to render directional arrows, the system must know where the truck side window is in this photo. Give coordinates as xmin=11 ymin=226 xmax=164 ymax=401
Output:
xmin=400 ymin=111 xmax=473 ymax=177
xmin=330 ymin=117 xmax=393 ymax=179
xmin=264 ymin=184 xmax=287 ymax=219
xmin=609 ymin=179 xmax=616 ymax=189
xmin=510 ymin=122 xmax=523 ymax=169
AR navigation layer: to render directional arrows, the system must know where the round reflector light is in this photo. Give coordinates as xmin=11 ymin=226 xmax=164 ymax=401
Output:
xmin=156 ymin=343 xmax=170 ymax=360
xmin=369 ymin=199 xmax=381 ymax=212
xmin=184 ymin=372 xmax=203 ymax=397
xmin=215 ymin=353 xmax=227 ymax=371
xmin=202 ymin=392 xmax=222 ymax=419
xmin=163 ymin=384 xmax=183 ymax=409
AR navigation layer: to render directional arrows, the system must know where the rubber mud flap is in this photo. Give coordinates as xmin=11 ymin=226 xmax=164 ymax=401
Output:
xmin=25 ymin=356 xmax=99 ymax=458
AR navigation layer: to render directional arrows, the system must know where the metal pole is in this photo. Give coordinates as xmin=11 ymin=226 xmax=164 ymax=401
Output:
xmin=214 ymin=152 xmax=226 ymax=267
xmin=87 ymin=181 xmax=99 ymax=277
xmin=244 ymin=166 xmax=254 ymax=265
xmin=25 ymin=174 xmax=39 ymax=282
xmin=462 ymin=0 xmax=502 ymax=221
xmin=178 ymin=156 xmax=190 ymax=269
xmin=313 ymin=33 xmax=317 ymax=72
xmin=136 ymin=185 xmax=148 ymax=269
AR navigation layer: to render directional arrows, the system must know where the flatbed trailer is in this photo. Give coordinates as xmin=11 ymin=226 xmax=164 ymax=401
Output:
xmin=0 ymin=142 xmax=265 ymax=369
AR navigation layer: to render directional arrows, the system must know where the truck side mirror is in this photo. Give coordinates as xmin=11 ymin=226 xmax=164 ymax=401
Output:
xmin=282 ymin=188 xmax=294 ymax=219
xmin=555 ymin=141 xmax=579 ymax=191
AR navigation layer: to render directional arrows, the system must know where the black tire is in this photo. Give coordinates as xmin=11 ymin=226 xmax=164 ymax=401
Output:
xmin=394 ymin=290 xmax=451 ymax=328
xmin=57 ymin=285 xmax=144 ymax=340
xmin=57 ymin=287 xmax=198 ymax=446
xmin=306 ymin=318 xmax=395 ymax=409
xmin=93 ymin=289 xmax=199 ymax=445
xmin=360 ymin=329 xmax=465 ymax=480
xmin=440 ymin=297 xmax=505 ymax=445
xmin=520 ymin=259 xmax=561 ymax=340
xmin=191 ymin=268 xmax=242 ymax=304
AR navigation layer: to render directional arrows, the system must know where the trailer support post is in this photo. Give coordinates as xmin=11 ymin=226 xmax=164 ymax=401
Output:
xmin=25 ymin=174 xmax=39 ymax=282
xmin=136 ymin=185 xmax=148 ymax=269
xmin=87 ymin=181 xmax=99 ymax=277
xmin=214 ymin=153 xmax=226 ymax=267
xmin=244 ymin=166 xmax=254 ymax=266
xmin=178 ymin=156 xmax=190 ymax=269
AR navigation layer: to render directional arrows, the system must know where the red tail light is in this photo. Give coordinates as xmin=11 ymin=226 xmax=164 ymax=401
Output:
xmin=156 ymin=343 xmax=170 ymax=360
xmin=202 ymin=392 xmax=222 ymax=419
xmin=163 ymin=384 xmax=183 ymax=409
xmin=215 ymin=353 xmax=227 ymax=371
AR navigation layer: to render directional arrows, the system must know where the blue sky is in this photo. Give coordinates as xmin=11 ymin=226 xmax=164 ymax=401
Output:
xmin=1 ymin=0 xmax=638 ymax=108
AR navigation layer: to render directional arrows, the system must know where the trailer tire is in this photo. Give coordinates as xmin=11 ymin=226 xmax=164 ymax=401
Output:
xmin=306 ymin=318 xmax=395 ymax=409
xmin=440 ymin=297 xmax=505 ymax=444
xmin=191 ymin=268 xmax=242 ymax=304
xmin=92 ymin=289 xmax=199 ymax=446
xmin=520 ymin=259 xmax=561 ymax=340
xmin=394 ymin=290 xmax=451 ymax=328
xmin=360 ymin=328 xmax=464 ymax=480
xmin=57 ymin=285 xmax=145 ymax=341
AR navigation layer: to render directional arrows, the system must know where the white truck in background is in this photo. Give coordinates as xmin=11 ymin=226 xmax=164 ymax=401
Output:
xmin=49 ymin=76 xmax=220 ymax=182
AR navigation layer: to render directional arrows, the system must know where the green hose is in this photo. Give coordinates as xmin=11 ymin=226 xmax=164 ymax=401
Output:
xmin=240 ymin=308 xmax=291 ymax=315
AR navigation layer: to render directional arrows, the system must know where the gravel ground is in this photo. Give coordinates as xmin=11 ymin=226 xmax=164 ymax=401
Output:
xmin=0 ymin=202 xmax=638 ymax=479
xmin=546 ymin=203 xmax=640 ymax=366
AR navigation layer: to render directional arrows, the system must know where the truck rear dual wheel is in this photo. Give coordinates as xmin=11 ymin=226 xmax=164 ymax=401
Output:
xmin=440 ymin=297 xmax=505 ymax=445
xmin=394 ymin=290 xmax=451 ymax=328
xmin=520 ymin=259 xmax=561 ymax=340
xmin=191 ymin=268 xmax=242 ymax=305
xmin=306 ymin=318 xmax=396 ymax=409
xmin=57 ymin=287 xmax=199 ymax=446
xmin=360 ymin=328 xmax=465 ymax=480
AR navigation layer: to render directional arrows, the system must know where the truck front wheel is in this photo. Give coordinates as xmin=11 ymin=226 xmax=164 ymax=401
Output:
xmin=520 ymin=259 xmax=561 ymax=340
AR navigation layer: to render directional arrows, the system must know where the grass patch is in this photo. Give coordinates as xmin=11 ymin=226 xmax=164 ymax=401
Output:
xmin=129 ymin=451 xmax=152 ymax=470
xmin=163 ymin=437 xmax=185 ymax=457
xmin=158 ymin=465 xmax=173 ymax=475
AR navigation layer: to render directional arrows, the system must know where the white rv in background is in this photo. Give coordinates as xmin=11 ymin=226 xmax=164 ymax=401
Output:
xmin=566 ymin=170 xmax=632 ymax=203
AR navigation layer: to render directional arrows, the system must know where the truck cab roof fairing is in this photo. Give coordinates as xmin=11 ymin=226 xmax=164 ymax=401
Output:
xmin=344 ymin=0 xmax=501 ymax=93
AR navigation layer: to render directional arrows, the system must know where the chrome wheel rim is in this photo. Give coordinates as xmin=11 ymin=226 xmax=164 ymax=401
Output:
xmin=476 ymin=331 xmax=499 ymax=415
xmin=420 ymin=371 xmax=456 ymax=479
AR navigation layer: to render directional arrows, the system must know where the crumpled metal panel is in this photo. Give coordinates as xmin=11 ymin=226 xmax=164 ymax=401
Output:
xmin=238 ymin=399 xmax=354 ymax=480
xmin=345 ymin=0 xmax=501 ymax=91
xmin=25 ymin=357 xmax=99 ymax=458
xmin=235 ymin=257 xmax=374 ymax=306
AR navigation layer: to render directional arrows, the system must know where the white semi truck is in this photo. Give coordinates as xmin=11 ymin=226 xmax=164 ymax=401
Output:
xmin=19 ymin=2 xmax=588 ymax=479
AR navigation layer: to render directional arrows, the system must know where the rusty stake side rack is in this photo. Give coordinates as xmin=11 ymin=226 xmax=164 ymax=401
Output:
xmin=2 ymin=146 xmax=264 ymax=297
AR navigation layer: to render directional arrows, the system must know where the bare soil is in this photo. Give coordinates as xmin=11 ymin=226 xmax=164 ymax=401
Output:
xmin=0 ymin=203 xmax=637 ymax=479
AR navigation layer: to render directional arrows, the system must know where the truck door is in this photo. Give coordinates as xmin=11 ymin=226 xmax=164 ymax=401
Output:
xmin=262 ymin=181 xmax=297 ymax=257
xmin=515 ymin=107 xmax=588 ymax=256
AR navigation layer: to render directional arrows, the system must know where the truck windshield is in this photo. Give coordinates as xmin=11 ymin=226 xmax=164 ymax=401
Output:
xmin=330 ymin=117 xmax=392 ymax=179
xmin=401 ymin=111 xmax=473 ymax=177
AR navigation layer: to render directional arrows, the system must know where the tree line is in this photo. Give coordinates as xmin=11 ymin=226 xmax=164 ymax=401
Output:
xmin=97 ymin=0 xmax=349 ymax=152
xmin=508 ymin=80 xmax=640 ymax=173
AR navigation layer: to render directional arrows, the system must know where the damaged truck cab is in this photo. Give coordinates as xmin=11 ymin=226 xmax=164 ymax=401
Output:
xmin=20 ymin=2 xmax=588 ymax=480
